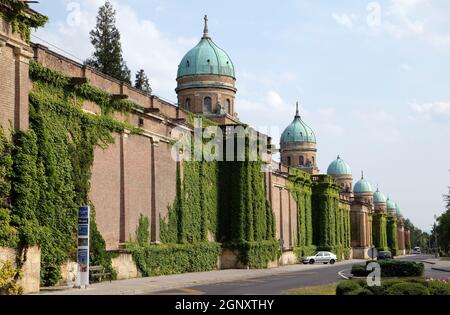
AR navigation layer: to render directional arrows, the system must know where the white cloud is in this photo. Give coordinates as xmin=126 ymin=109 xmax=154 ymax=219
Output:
xmin=266 ymin=90 xmax=287 ymax=109
xmin=400 ymin=63 xmax=413 ymax=71
xmin=332 ymin=13 xmax=359 ymax=30
xmin=331 ymin=0 xmax=450 ymax=46
xmin=33 ymin=0 xmax=197 ymax=100
xmin=411 ymin=101 xmax=450 ymax=122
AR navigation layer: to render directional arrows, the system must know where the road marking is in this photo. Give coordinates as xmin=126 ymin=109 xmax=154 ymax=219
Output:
xmin=338 ymin=269 xmax=352 ymax=280
xmin=153 ymin=287 xmax=205 ymax=295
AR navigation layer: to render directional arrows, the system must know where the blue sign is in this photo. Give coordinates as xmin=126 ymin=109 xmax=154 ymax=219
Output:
xmin=79 ymin=206 xmax=89 ymax=219
xmin=78 ymin=224 xmax=89 ymax=237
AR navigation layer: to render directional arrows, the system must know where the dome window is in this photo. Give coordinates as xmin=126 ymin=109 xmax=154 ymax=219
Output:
xmin=299 ymin=156 xmax=304 ymax=166
xmin=226 ymin=99 xmax=231 ymax=114
xmin=204 ymin=97 xmax=212 ymax=113
xmin=185 ymin=98 xmax=191 ymax=111
xmin=186 ymin=60 xmax=190 ymax=67
xmin=207 ymin=59 xmax=211 ymax=63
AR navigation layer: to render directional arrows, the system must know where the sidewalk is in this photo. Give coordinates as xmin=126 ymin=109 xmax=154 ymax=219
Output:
xmin=38 ymin=259 xmax=365 ymax=295
xmin=421 ymin=258 xmax=450 ymax=273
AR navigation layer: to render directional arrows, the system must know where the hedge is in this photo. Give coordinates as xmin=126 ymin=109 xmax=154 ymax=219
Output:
xmin=351 ymin=260 xmax=424 ymax=278
xmin=128 ymin=242 xmax=221 ymax=277
xmin=337 ymin=279 xmax=450 ymax=296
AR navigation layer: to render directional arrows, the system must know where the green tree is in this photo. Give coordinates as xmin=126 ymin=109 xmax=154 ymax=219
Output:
xmin=435 ymin=187 xmax=450 ymax=255
xmin=86 ymin=1 xmax=131 ymax=84
xmin=134 ymin=70 xmax=152 ymax=95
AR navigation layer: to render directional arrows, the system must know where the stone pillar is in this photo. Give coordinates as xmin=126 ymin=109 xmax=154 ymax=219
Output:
xmin=350 ymin=203 xmax=371 ymax=259
xmin=0 ymin=14 xmax=34 ymax=135
xmin=397 ymin=219 xmax=406 ymax=256
xmin=150 ymin=138 xmax=160 ymax=243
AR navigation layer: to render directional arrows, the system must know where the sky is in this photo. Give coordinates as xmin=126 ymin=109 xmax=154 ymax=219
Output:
xmin=30 ymin=0 xmax=450 ymax=232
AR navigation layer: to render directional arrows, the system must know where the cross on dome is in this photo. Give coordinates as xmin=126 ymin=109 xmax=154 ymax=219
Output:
xmin=203 ymin=15 xmax=209 ymax=38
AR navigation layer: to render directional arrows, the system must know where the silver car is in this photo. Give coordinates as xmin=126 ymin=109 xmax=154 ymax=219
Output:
xmin=303 ymin=251 xmax=337 ymax=265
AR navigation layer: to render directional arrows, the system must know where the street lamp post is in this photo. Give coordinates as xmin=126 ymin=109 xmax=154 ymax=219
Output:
xmin=434 ymin=215 xmax=439 ymax=259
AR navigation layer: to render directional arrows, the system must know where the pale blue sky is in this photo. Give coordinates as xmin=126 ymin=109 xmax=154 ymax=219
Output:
xmin=31 ymin=0 xmax=450 ymax=232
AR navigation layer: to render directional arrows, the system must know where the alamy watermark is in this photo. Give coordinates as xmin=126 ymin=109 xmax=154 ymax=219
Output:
xmin=170 ymin=118 xmax=273 ymax=168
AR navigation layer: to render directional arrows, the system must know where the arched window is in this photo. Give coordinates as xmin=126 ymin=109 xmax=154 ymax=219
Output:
xmin=204 ymin=97 xmax=212 ymax=113
xmin=287 ymin=156 xmax=291 ymax=166
xmin=185 ymin=98 xmax=191 ymax=111
xmin=225 ymin=99 xmax=231 ymax=114
xmin=299 ymin=156 xmax=304 ymax=166
xmin=312 ymin=156 xmax=315 ymax=165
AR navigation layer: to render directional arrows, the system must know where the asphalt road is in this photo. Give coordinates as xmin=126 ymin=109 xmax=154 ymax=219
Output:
xmin=153 ymin=255 xmax=449 ymax=295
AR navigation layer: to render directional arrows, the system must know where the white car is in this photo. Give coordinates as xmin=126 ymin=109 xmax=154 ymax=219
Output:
xmin=413 ymin=247 xmax=421 ymax=254
xmin=303 ymin=252 xmax=337 ymax=265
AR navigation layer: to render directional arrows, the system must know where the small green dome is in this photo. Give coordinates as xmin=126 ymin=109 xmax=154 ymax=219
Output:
xmin=281 ymin=105 xmax=316 ymax=145
xmin=354 ymin=174 xmax=373 ymax=194
xmin=373 ymin=189 xmax=387 ymax=204
xmin=396 ymin=205 xmax=403 ymax=216
xmin=387 ymin=198 xmax=396 ymax=210
xmin=327 ymin=156 xmax=351 ymax=176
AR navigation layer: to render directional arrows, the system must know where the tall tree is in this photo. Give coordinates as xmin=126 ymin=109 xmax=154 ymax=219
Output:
xmin=86 ymin=1 xmax=131 ymax=84
xmin=135 ymin=69 xmax=152 ymax=95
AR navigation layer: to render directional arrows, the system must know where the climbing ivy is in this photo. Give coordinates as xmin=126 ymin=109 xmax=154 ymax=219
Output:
xmin=373 ymin=213 xmax=388 ymax=251
xmin=288 ymin=168 xmax=316 ymax=258
xmin=311 ymin=175 xmax=351 ymax=260
xmin=0 ymin=61 xmax=141 ymax=286
xmin=159 ymin=131 xmax=278 ymax=269
xmin=387 ymin=217 xmax=398 ymax=256
xmin=0 ymin=0 xmax=48 ymax=42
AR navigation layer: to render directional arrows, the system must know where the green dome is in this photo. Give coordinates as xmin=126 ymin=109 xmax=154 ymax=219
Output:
xmin=327 ymin=156 xmax=351 ymax=176
xmin=354 ymin=176 xmax=373 ymax=194
xmin=281 ymin=105 xmax=316 ymax=145
xmin=387 ymin=198 xmax=396 ymax=210
xmin=396 ymin=205 xmax=403 ymax=216
xmin=373 ymin=189 xmax=387 ymax=204
xmin=177 ymin=36 xmax=235 ymax=78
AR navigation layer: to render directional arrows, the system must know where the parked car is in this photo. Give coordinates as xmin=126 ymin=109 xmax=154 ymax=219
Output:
xmin=303 ymin=252 xmax=337 ymax=265
xmin=413 ymin=247 xmax=421 ymax=254
xmin=377 ymin=251 xmax=393 ymax=260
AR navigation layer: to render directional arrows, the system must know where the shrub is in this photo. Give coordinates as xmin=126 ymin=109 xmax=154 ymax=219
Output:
xmin=427 ymin=281 xmax=450 ymax=295
xmin=135 ymin=214 xmax=150 ymax=246
xmin=351 ymin=264 xmax=367 ymax=277
xmin=351 ymin=261 xmax=424 ymax=278
xmin=385 ymin=282 xmax=430 ymax=295
xmin=378 ymin=260 xmax=424 ymax=277
xmin=336 ymin=280 xmax=362 ymax=295
xmin=225 ymin=241 xmax=281 ymax=269
xmin=0 ymin=260 xmax=23 ymax=295
xmin=128 ymin=242 xmax=221 ymax=277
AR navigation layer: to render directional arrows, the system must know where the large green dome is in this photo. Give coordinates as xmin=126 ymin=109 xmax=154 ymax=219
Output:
xmin=177 ymin=17 xmax=235 ymax=79
xmin=327 ymin=156 xmax=351 ymax=176
xmin=281 ymin=105 xmax=316 ymax=144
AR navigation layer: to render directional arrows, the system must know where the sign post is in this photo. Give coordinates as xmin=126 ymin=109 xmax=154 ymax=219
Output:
xmin=77 ymin=206 xmax=90 ymax=289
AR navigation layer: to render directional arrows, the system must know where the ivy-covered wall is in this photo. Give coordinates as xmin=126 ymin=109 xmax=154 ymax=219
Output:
xmin=288 ymin=169 xmax=316 ymax=257
xmin=372 ymin=213 xmax=388 ymax=251
xmin=387 ymin=217 xmax=398 ymax=256
xmin=0 ymin=61 xmax=143 ymax=286
xmin=158 ymin=132 xmax=279 ymax=269
xmin=311 ymin=175 xmax=351 ymax=260
xmin=0 ymin=0 xmax=48 ymax=42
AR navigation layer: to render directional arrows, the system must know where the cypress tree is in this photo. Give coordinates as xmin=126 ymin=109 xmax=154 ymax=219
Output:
xmin=86 ymin=1 xmax=131 ymax=84
xmin=135 ymin=69 xmax=152 ymax=95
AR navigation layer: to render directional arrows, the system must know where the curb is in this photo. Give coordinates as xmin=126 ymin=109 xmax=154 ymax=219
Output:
xmin=431 ymin=267 xmax=450 ymax=273
xmin=421 ymin=261 xmax=437 ymax=265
